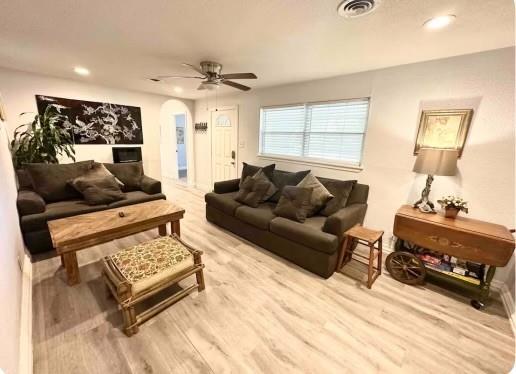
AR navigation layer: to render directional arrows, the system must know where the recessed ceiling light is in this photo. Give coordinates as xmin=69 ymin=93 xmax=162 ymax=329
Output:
xmin=423 ymin=15 xmax=456 ymax=30
xmin=173 ymin=86 xmax=183 ymax=93
xmin=73 ymin=66 xmax=90 ymax=76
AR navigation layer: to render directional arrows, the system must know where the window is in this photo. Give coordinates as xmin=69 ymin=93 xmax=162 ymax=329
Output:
xmin=259 ymin=98 xmax=370 ymax=166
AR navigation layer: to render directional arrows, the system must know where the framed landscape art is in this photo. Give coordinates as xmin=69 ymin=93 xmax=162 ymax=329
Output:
xmin=414 ymin=109 xmax=473 ymax=158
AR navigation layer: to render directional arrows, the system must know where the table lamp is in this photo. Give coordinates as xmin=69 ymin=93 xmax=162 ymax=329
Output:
xmin=413 ymin=148 xmax=458 ymax=213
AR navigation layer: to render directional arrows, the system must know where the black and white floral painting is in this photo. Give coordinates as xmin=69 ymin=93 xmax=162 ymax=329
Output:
xmin=35 ymin=95 xmax=143 ymax=144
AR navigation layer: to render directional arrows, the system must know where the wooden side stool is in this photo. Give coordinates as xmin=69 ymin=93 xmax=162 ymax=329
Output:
xmin=337 ymin=225 xmax=384 ymax=289
xmin=102 ymin=234 xmax=205 ymax=336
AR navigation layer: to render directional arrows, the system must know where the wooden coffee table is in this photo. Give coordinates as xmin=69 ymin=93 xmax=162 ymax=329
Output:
xmin=48 ymin=200 xmax=185 ymax=286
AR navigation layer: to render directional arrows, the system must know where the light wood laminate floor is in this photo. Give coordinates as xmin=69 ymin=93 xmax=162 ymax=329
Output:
xmin=32 ymin=182 xmax=515 ymax=373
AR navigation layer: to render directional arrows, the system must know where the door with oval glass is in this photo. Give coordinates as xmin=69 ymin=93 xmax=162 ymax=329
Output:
xmin=211 ymin=107 xmax=238 ymax=183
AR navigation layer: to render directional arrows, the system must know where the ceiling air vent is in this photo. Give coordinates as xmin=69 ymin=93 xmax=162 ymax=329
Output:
xmin=337 ymin=0 xmax=380 ymax=18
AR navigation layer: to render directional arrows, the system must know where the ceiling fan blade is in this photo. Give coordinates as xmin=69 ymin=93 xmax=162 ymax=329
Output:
xmin=222 ymin=80 xmax=251 ymax=91
xmin=182 ymin=63 xmax=204 ymax=75
xmin=156 ymin=75 xmax=204 ymax=79
xmin=220 ymin=73 xmax=257 ymax=80
xmin=197 ymin=83 xmax=207 ymax=90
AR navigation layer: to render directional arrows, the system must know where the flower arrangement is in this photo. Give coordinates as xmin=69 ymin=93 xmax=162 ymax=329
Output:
xmin=437 ymin=196 xmax=468 ymax=218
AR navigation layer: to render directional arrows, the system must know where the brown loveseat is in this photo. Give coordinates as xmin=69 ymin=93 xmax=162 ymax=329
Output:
xmin=16 ymin=160 xmax=165 ymax=254
xmin=205 ymin=170 xmax=369 ymax=278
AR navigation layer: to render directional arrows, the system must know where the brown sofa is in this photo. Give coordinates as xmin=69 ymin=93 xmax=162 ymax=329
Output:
xmin=205 ymin=171 xmax=369 ymax=278
xmin=17 ymin=161 xmax=165 ymax=254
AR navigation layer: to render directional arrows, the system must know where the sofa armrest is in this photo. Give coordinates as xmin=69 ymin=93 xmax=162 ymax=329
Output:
xmin=322 ymin=203 xmax=367 ymax=241
xmin=140 ymin=175 xmax=162 ymax=194
xmin=17 ymin=190 xmax=46 ymax=216
xmin=213 ymin=178 xmax=240 ymax=194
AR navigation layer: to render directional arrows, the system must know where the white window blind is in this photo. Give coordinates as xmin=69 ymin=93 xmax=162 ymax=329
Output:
xmin=259 ymin=98 xmax=369 ymax=165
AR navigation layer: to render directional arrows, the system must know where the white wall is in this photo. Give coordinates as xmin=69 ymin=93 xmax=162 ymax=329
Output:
xmin=0 ymin=67 xmax=193 ymax=180
xmin=194 ymin=47 xmax=515 ymax=285
xmin=0 ymin=120 xmax=25 ymax=374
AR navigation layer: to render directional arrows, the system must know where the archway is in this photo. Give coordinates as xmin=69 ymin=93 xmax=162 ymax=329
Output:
xmin=159 ymin=99 xmax=194 ymax=185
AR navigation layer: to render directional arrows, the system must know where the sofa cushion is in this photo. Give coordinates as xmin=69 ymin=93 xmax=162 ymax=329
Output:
xmin=73 ymin=162 xmax=124 ymax=187
xmin=20 ymin=199 xmax=107 ymax=232
xmin=25 ymin=160 xmax=94 ymax=202
xmin=318 ymin=179 xmax=357 ymax=216
xmin=273 ymin=186 xmax=313 ymax=223
xmin=235 ymin=176 xmax=270 ymax=208
xmin=240 ymin=162 xmax=275 ymax=186
xmin=270 ymin=216 xmax=339 ymax=255
xmin=297 ymin=172 xmax=333 ymax=216
xmin=104 ymin=162 xmax=143 ymax=191
xmin=70 ymin=175 xmax=126 ymax=205
xmin=16 ymin=169 xmax=33 ymax=190
xmin=205 ymin=191 xmax=242 ymax=216
xmin=269 ymin=169 xmax=310 ymax=203
xmin=107 ymin=191 xmax=166 ymax=208
xmin=235 ymin=203 xmax=276 ymax=230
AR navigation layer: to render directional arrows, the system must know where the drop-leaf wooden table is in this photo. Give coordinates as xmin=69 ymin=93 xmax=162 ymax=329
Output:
xmin=391 ymin=205 xmax=514 ymax=309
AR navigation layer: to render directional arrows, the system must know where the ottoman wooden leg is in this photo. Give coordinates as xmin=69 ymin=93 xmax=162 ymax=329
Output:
xmin=196 ymin=269 xmax=206 ymax=291
xmin=123 ymin=306 xmax=139 ymax=337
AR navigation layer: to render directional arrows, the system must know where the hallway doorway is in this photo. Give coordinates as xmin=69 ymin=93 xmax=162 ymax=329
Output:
xmin=174 ymin=113 xmax=187 ymax=181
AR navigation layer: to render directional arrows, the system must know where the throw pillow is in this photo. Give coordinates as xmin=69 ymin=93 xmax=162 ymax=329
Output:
xmin=104 ymin=161 xmax=143 ymax=191
xmin=319 ymin=179 xmax=357 ymax=216
xmin=273 ymin=185 xmax=313 ymax=223
xmin=269 ymin=169 xmax=311 ymax=203
xmin=85 ymin=162 xmax=124 ymax=188
xmin=71 ymin=175 xmax=126 ymax=205
xmin=240 ymin=162 xmax=275 ymax=187
xmin=252 ymin=169 xmax=277 ymax=202
xmin=25 ymin=160 xmax=94 ymax=202
xmin=235 ymin=176 xmax=269 ymax=208
xmin=297 ymin=172 xmax=333 ymax=216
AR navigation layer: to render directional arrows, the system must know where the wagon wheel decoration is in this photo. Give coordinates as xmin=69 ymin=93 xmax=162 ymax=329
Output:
xmin=386 ymin=251 xmax=426 ymax=285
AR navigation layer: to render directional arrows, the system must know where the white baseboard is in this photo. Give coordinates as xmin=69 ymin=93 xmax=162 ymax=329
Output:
xmin=18 ymin=253 xmax=32 ymax=374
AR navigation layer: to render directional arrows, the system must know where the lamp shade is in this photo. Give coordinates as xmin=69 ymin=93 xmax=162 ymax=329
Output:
xmin=413 ymin=148 xmax=458 ymax=176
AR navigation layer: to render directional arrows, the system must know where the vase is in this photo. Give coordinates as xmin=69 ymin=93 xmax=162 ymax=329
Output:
xmin=444 ymin=206 xmax=460 ymax=219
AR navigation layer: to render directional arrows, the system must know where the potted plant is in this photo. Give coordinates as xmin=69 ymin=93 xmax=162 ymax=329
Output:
xmin=437 ymin=196 xmax=468 ymax=219
xmin=11 ymin=104 xmax=75 ymax=169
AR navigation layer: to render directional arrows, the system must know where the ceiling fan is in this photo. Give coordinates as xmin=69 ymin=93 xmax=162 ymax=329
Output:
xmin=150 ymin=61 xmax=257 ymax=91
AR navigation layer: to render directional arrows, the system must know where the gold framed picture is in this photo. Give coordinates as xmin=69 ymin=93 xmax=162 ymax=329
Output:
xmin=414 ymin=109 xmax=473 ymax=158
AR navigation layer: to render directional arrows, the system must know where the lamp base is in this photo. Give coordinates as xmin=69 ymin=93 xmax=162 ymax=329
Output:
xmin=413 ymin=174 xmax=436 ymax=213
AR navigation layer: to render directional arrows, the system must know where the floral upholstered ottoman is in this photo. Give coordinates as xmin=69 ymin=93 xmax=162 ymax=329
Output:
xmin=102 ymin=234 xmax=205 ymax=336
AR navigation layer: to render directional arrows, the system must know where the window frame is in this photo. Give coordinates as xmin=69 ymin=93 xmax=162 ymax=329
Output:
xmin=258 ymin=97 xmax=370 ymax=171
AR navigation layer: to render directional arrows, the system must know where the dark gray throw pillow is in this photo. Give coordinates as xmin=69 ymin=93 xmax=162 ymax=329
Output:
xmin=71 ymin=175 xmax=126 ymax=205
xmin=235 ymin=176 xmax=269 ymax=208
xmin=269 ymin=169 xmax=311 ymax=203
xmin=319 ymin=179 xmax=357 ymax=216
xmin=104 ymin=161 xmax=143 ymax=192
xmin=273 ymin=185 xmax=313 ymax=223
xmin=240 ymin=162 xmax=275 ymax=187
xmin=25 ymin=160 xmax=94 ymax=202
xmin=252 ymin=169 xmax=277 ymax=202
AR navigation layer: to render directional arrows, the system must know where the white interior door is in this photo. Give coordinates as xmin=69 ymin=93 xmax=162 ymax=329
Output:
xmin=211 ymin=108 xmax=238 ymax=183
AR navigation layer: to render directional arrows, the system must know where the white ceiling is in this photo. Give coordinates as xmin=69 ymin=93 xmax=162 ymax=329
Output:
xmin=0 ymin=0 xmax=513 ymax=99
